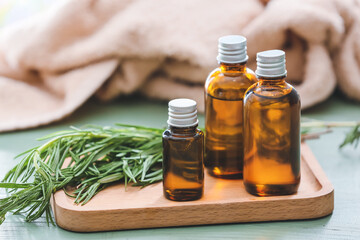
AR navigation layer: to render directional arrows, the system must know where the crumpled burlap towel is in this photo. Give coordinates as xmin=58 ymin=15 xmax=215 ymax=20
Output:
xmin=0 ymin=0 xmax=359 ymax=132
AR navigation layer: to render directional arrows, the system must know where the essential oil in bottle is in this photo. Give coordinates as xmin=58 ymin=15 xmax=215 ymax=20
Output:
xmin=243 ymin=50 xmax=301 ymax=196
xmin=162 ymin=98 xmax=204 ymax=201
xmin=205 ymin=35 xmax=257 ymax=179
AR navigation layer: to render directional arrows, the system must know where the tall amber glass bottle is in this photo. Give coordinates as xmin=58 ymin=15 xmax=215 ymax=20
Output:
xmin=243 ymin=50 xmax=301 ymax=196
xmin=162 ymin=98 xmax=204 ymax=201
xmin=205 ymin=35 xmax=257 ymax=178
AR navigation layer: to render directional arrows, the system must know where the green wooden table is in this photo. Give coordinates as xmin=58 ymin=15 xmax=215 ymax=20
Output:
xmin=1 ymin=94 xmax=359 ymax=239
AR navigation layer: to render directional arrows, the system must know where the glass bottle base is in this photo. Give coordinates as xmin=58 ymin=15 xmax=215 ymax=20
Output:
xmin=244 ymin=181 xmax=299 ymax=197
xmin=164 ymin=188 xmax=203 ymax=201
xmin=207 ymin=167 xmax=243 ymax=179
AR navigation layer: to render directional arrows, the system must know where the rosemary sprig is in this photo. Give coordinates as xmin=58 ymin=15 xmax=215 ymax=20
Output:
xmin=0 ymin=124 xmax=164 ymax=225
xmin=339 ymin=125 xmax=360 ymax=149
xmin=301 ymin=120 xmax=360 ymax=146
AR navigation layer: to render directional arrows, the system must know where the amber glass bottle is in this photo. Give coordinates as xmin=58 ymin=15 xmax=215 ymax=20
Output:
xmin=205 ymin=35 xmax=257 ymax=179
xmin=162 ymin=98 xmax=204 ymax=201
xmin=243 ymin=50 xmax=301 ymax=196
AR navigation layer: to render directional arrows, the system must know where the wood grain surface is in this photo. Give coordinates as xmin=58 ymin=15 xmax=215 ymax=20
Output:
xmin=51 ymin=142 xmax=334 ymax=232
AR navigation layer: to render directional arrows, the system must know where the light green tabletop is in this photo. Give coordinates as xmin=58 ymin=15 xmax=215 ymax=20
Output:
xmin=1 ymin=94 xmax=359 ymax=240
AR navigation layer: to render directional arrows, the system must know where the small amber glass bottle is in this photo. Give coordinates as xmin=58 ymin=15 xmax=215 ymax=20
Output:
xmin=162 ymin=98 xmax=204 ymax=201
xmin=243 ymin=50 xmax=301 ymax=196
xmin=205 ymin=35 xmax=257 ymax=179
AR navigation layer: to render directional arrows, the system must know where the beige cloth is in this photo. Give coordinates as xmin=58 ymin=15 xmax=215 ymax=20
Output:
xmin=0 ymin=0 xmax=359 ymax=132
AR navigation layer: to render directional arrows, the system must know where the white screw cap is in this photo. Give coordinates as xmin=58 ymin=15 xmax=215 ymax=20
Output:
xmin=167 ymin=98 xmax=199 ymax=128
xmin=256 ymin=50 xmax=287 ymax=78
xmin=217 ymin=35 xmax=248 ymax=64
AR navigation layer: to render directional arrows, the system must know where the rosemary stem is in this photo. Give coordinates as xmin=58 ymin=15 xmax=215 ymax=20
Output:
xmin=301 ymin=121 xmax=360 ymax=128
xmin=37 ymin=133 xmax=111 ymax=152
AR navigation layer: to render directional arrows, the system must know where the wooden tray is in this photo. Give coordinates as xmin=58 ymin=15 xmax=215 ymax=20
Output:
xmin=51 ymin=143 xmax=334 ymax=232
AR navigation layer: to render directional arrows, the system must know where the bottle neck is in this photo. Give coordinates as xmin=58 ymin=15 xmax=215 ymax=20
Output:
xmin=169 ymin=125 xmax=197 ymax=135
xmin=258 ymin=75 xmax=286 ymax=86
xmin=219 ymin=62 xmax=247 ymax=74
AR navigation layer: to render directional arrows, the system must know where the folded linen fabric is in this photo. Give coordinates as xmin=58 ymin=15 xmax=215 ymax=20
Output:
xmin=0 ymin=0 xmax=359 ymax=132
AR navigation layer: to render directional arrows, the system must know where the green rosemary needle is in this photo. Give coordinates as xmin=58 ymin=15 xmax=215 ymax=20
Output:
xmin=339 ymin=124 xmax=360 ymax=149
xmin=0 ymin=124 xmax=164 ymax=225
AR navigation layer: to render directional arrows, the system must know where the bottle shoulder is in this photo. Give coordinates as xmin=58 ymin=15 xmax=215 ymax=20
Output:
xmin=163 ymin=128 xmax=204 ymax=140
xmin=163 ymin=129 xmax=171 ymax=138
xmin=205 ymin=66 xmax=258 ymax=100
xmin=206 ymin=67 xmax=257 ymax=85
xmin=245 ymin=82 xmax=300 ymax=105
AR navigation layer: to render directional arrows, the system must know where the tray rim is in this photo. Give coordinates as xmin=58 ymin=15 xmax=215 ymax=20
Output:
xmin=51 ymin=142 xmax=334 ymax=232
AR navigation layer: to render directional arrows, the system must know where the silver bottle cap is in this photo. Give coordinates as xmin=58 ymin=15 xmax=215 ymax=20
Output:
xmin=217 ymin=35 xmax=248 ymax=64
xmin=256 ymin=50 xmax=287 ymax=78
xmin=167 ymin=98 xmax=198 ymax=128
